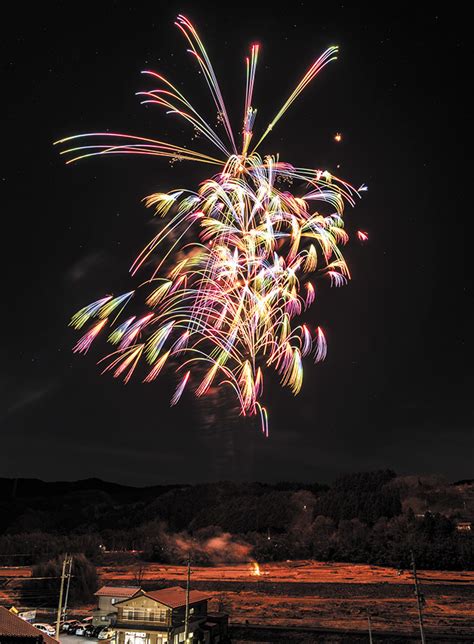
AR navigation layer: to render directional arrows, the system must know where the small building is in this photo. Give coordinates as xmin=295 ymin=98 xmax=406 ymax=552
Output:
xmin=93 ymin=586 xmax=141 ymax=627
xmin=0 ymin=607 xmax=56 ymax=644
xmin=456 ymin=521 xmax=472 ymax=532
xmin=115 ymin=587 xmax=228 ymax=644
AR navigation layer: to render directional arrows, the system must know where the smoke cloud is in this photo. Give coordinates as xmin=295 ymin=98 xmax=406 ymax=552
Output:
xmin=143 ymin=523 xmax=253 ymax=564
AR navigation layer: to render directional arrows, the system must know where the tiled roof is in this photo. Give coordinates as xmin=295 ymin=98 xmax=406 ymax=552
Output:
xmin=142 ymin=587 xmax=210 ymax=609
xmin=0 ymin=607 xmax=57 ymax=644
xmin=95 ymin=586 xmax=140 ymax=597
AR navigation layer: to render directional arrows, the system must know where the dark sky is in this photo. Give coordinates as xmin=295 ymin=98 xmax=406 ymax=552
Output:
xmin=3 ymin=2 xmax=472 ymax=485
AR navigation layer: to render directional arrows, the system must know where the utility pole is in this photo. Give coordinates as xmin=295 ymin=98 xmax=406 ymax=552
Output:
xmin=184 ymin=558 xmax=191 ymax=643
xmin=62 ymin=556 xmax=73 ymax=623
xmin=55 ymin=555 xmax=68 ymax=640
xmin=410 ymin=550 xmax=426 ymax=644
xmin=367 ymin=608 xmax=373 ymax=644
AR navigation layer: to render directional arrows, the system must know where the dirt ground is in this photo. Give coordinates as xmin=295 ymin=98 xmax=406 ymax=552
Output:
xmin=2 ymin=561 xmax=473 ymax=637
xmin=100 ymin=560 xmax=474 ymax=636
xmin=97 ymin=559 xmax=474 ymax=586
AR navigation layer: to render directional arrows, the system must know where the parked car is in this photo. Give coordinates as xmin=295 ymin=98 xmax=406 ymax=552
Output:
xmin=33 ymin=623 xmax=55 ymax=636
xmin=98 ymin=628 xmax=116 ymax=640
xmin=65 ymin=620 xmax=82 ymax=632
xmin=73 ymin=623 xmax=90 ymax=636
xmin=84 ymin=624 xmax=96 ymax=637
xmin=62 ymin=620 xmax=81 ymax=632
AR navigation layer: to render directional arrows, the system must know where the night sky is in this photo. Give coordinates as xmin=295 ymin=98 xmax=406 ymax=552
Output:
xmin=3 ymin=2 xmax=472 ymax=485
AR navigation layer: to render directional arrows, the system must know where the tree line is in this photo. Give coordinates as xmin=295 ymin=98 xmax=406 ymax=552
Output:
xmin=0 ymin=471 xmax=471 ymax=577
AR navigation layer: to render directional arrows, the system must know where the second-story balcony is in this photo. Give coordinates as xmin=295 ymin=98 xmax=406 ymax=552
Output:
xmin=116 ymin=610 xmax=171 ymax=630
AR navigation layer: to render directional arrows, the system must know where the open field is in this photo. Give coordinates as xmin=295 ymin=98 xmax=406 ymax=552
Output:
xmin=2 ymin=561 xmax=473 ymax=639
xmin=100 ymin=561 xmax=474 ymax=637
xmin=98 ymin=560 xmax=474 ymax=586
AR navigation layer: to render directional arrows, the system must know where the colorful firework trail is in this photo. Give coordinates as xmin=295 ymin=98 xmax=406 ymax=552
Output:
xmin=57 ymin=15 xmax=366 ymax=435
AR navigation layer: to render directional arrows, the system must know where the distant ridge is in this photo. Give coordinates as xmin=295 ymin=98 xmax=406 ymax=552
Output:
xmin=0 ymin=476 xmax=187 ymax=500
xmin=1 ymin=475 xmax=472 ymax=499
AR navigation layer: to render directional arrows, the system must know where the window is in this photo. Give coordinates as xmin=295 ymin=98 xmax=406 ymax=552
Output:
xmin=124 ymin=632 xmax=150 ymax=644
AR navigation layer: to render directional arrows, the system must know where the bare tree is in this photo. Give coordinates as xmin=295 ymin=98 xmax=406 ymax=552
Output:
xmin=133 ymin=562 xmax=146 ymax=587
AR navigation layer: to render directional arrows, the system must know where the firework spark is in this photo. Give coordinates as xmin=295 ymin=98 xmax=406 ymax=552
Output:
xmin=58 ymin=15 xmax=365 ymax=434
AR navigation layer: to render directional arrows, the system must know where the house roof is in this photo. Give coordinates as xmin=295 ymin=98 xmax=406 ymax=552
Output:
xmin=145 ymin=587 xmax=210 ymax=608
xmin=121 ymin=587 xmax=210 ymax=609
xmin=95 ymin=586 xmax=140 ymax=597
xmin=0 ymin=606 xmax=57 ymax=644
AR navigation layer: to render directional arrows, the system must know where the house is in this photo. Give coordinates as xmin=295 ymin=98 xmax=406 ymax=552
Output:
xmin=114 ymin=587 xmax=228 ymax=644
xmin=93 ymin=586 xmax=141 ymax=627
xmin=0 ymin=607 xmax=56 ymax=644
xmin=455 ymin=521 xmax=472 ymax=532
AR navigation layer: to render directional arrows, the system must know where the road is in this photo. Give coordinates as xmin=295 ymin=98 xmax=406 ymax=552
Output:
xmin=59 ymin=636 xmax=105 ymax=644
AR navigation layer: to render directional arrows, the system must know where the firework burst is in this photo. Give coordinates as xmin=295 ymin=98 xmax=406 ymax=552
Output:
xmin=57 ymin=15 xmax=365 ymax=435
